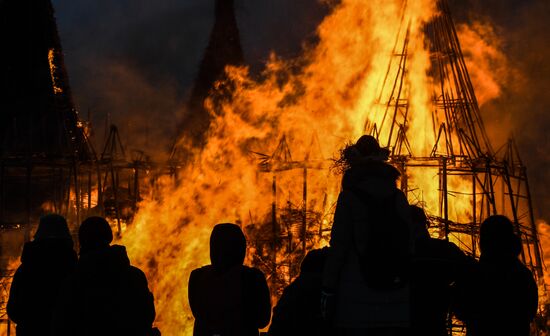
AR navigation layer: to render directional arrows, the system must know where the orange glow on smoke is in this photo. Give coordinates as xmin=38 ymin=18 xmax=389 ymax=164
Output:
xmin=457 ymin=22 xmax=506 ymax=107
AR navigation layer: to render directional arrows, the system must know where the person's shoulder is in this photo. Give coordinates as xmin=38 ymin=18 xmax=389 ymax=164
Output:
xmin=430 ymin=238 xmax=463 ymax=252
xmin=109 ymin=245 xmax=131 ymax=265
xmin=242 ymin=266 xmax=267 ymax=281
xmin=513 ymin=260 xmax=536 ymax=279
xmin=191 ymin=264 xmax=214 ymax=273
xmin=190 ymin=265 xmax=215 ymax=279
xmin=128 ymin=265 xmax=148 ymax=280
xmin=242 ymin=265 xmax=264 ymax=275
xmin=338 ymin=188 xmax=354 ymax=201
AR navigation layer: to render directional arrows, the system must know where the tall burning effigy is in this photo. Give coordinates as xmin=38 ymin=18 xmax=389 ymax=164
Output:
xmin=118 ymin=0 xmax=546 ymax=334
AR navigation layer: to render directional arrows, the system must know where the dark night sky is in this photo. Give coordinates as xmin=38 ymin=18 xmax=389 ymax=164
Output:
xmin=51 ymin=0 xmax=550 ymax=219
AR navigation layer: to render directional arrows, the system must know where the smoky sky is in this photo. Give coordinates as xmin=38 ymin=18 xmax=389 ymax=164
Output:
xmin=451 ymin=0 xmax=550 ymax=221
xmin=51 ymin=0 xmax=550 ymax=219
xmin=51 ymin=0 xmax=327 ymax=161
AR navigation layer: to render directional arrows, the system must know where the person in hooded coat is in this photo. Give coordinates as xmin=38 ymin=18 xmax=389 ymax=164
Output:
xmin=455 ymin=215 xmax=538 ymax=336
xmin=7 ymin=214 xmax=77 ymax=336
xmin=188 ymin=223 xmax=271 ymax=336
xmin=52 ymin=216 xmax=157 ymax=336
xmin=269 ymin=247 xmax=331 ymax=336
xmin=322 ymin=135 xmax=413 ymax=336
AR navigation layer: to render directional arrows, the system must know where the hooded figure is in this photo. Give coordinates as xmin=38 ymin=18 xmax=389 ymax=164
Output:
xmin=7 ymin=214 xmax=77 ymax=336
xmin=322 ymin=135 xmax=413 ymax=335
xmin=456 ymin=215 xmax=538 ymax=336
xmin=188 ymin=223 xmax=271 ymax=336
xmin=52 ymin=216 xmax=156 ymax=336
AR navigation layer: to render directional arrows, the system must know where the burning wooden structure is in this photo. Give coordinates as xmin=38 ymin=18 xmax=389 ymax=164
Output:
xmin=0 ymin=1 xmax=152 ymax=333
xmin=368 ymin=0 xmax=543 ymax=276
xmin=0 ymin=0 xmax=546 ymax=334
xmin=0 ymin=0 xmax=156 ymax=240
xmin=371 ymin=1 xmax=544 ymax=332
xmin=248 ymin=135 xmax=330 ymax=295
xmin=245 ymin=0 xmax=545 ymax=333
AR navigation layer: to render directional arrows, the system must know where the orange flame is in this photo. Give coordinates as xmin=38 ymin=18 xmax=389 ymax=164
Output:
xmin=120 ymin=0 xmax=441 ymax=333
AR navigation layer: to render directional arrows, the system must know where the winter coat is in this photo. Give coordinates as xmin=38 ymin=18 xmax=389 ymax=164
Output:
xmin=322 ymin=161 xmax=413 ymax=329
xmin=456 ymin=254 xmax=538 ymax=336
xmin=189 ymin=265 xmax=271 ymax=336
xmin=7 ymin=239 xmax=77 ymax=336
xmin=52 ymin=245 xmax=155 ymax=336
xmin=410 ymin=237 xmax=470 ymax=336
xmin=189 ymin=223 xmax=271 ymax=336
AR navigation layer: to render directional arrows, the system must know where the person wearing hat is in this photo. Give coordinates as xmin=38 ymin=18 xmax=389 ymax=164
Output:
xmin=52 ymin=216 xmax=157 ymax=336
xmin=7 ymin=214 xmax=78 ymax=336
xmin=188 ymin=223 xmax=271 ymax=336
xmin=322 ymin=135 xmax=413 ymax=335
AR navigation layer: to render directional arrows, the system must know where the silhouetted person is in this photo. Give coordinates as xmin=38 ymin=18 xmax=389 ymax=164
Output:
xmin=322 ymin=135 xmax=412 ymax=335
xmin=269 ymin=247 xmax=332 ymax=336
xmin=189 ymin=223 xmax=271 ymax=336
xmin=456 ymin=215 xmax=538 ymax=336
xmin=409 ymin=205 xmax=470 ymax=336
xmin=7 ymin=214 xmax=77 ymax=336
xmin=52 ymin=216 xmax=156 ymax=336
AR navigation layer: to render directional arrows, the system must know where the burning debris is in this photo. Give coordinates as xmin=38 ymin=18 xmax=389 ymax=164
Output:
xmin=0 ymin=0 xmax=548 ymax=335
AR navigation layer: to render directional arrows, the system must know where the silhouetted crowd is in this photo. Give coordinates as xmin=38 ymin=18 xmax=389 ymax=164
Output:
xmin=8 ymin=215 xmax=159 ymax=336
xmin=7 ymin=135 xmax=539 ymax=336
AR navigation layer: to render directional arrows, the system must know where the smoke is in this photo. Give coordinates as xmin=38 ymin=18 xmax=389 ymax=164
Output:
xmin=52 ymin=0 xmax=327 ymax=160
xmin=450 ymin=0 xmax=550 ymax=221
xmin=50 ymin=0 xmax=550 ymax=221
xmin=52 ymin=0 xmax=549 ymax=215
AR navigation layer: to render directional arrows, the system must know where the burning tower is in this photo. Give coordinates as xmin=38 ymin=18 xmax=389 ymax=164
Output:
xmin=248 ymin=0 xmax=545 ymax=331
xmin=0 ymin=0 xmax=93 ymax=229
xmin=0 ymin=0 xmax=97 ymax=330
xmin=369 ymin=0 xmax=544 ymax=279
xmin=174 ymin=0 xmax=245 ymax=152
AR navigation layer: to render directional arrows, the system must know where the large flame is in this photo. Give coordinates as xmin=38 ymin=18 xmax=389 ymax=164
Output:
xmin=120 ymin=0 xmax=438 ymax=334
xmin=116 ymin=0 xmax=528 ymax=334
xmin=0 ymin=0 xmax=540 ymax=335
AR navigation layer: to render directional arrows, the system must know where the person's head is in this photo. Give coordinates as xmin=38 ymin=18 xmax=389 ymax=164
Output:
xmin=337 ymin=135 xmax=399 ymax=188
xmin=480 ymin=215 xmax=522 ymax=258
xmin=78 ymin=216 xmax=113 ymax=255
xmin=342 ymin=135 xmax=390 ymax=166
xmin=210 ymin=223 xmax=246 ymax=272
xmin=410 ymin=205 xmax=430 ymax=239
xmin=34 ymin=214 xmax=73 ymax=246
xmin=300 ymin=247 xmax=329 ymax=275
